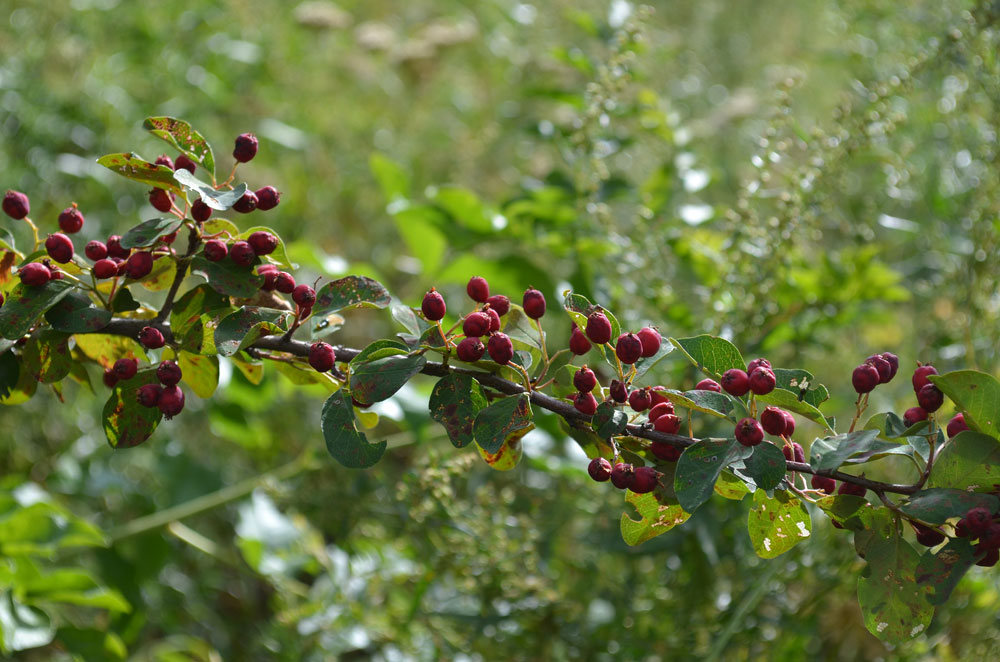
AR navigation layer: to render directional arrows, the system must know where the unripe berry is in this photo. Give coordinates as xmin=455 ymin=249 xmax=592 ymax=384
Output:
xmin=748 ymin=367 xmax=776 ymax=395
xmin=695 ymin=378 xmax=721 ymax=392
xmin=631 ymin=466 xmax=660 ymax=494
xmin=232 ymin=191 xmax=258 ymax=213
xmin=233 ymin=132 xmax=259 ymax=163
xmin=229 ymin=241 xmax=256 ymax=267
xmin=615 ymin=332 xmax=643 ymax=365
xmin=947 ymin=413 xmax=968 ymax=438
xmin=628 ymin=388 xmax=652 ymax=412
xmin=113 ymin=357 xmax=138 ymax=381
xmin=158 ymin=385 xmax=185 ymax=419
xmin=462 ymin=311 xmax=490 ymax=338
xmin=653 ymin=413 xmax=681 ymax=434
xmin=124 ymin=251 xmax=154 ymax=279
xmin=3 ymin=190 xmax=30 ymax=219
xmin=157 ymin=360 xmax=182 ymax=386
xmin=247 ymin=231 xmax=278 ymax=256
xmin=136 ymin=383 xmax=163 ymax=408
xmin=44 ymin=233 xmax=74 ymax=264
xmin=610 ymin=463 xmax=635 ymax=490
xmin=881 ymin=352 xmax=899 ymax=380
xmin=203 ymin=239 xmax=228 ymax=262
xmin=838 ymin=481 xmax=867 ymax=498
xmin=573 ymin=366 xmax=597 ymax=393
xmin=456 ymin=337 xmax=486 ymax=362
xmin=917 ymin=383 xmax=944 ymax=412
xmin=93 ymin=259 xmax=118 ymax=279
xmin=637 ymin=327 xmax=661 ymax=358
xmin=569 ymin=327 xmax=591 ymax=355
xmin=309 ymin=342 xmax=336 ymax=372
xmin=466 ymin=276 xmax=489 ymax=303
xmin=58 ymin=204 xmax=84 ymax=233
xmin=486 ymin=294 xmax=510 ymax=316
xmin=18 ymin=262 xmax=51 ymax=286
xmin=254 ymin=186 xmax=281 ymax=211
xmin=735 ymin=418 xmax=764 ymax=446
xmin=102 ymin=368 xmax=119 ymax=389
xmin=149 ymin=188 xmax=174 ymax=213
xmin=174 ymin=154 xmax=197 ymax=173
xmin=522 ymin=288 xmax=546 ymax=319
xmin=912 ymin=365 xmax=938 ymax=392
xmin=851 ymin=363 xmax=879 ymax=394
xmin=721 ymin=368 xmax=750 ymax=396
xmin=154 ymin=154 xmax=174 ymax=170
xmin=903 ymin=406 xmax=929 ymax=428
xmin=275 ymin=271 xmax=296 ymax=294
xmin=811 ymin=474 xmax=836 ymax=494
xmin=913 ymin=523 xmax=946 ymax=547
xmin=573 ymin=391 xmax=598 ymax=416
xmin=138 ymin=326 xmax=165 ymax=349
xmin=106 ymin=235 xmax=130 ymax=259
xmin=865 ymin=354 xmax=892 ymax=383
xmin=648 ymin=402 xmax=674 ymax=423
xmin=191 ymin=199 xmax=212 ymax=222
xmin=782 ymin=411 xmax=796 ymax=437
xmin=485 ymin=307 xmax=501 ymax=333
xmin=609 ymin=379 xmax=629 ymax=403
xmin=293 ymin=284 xmax=317 ymax=307
xmin=585 ymin=311 xmax=612 ymax=345
xmin=487 ymin=332 xmax=514 ymax=365
xmin=85 ymin=240 xmax=108 ymax=261
xmin=421 ymin=288 xmax=446 ymax=320
xmin=588 ymin=457 xmax=613 ymax=482
xmin=746 ymin=358 xmax=771 ymax=375
xmin=760 ymin=406 xmax=788 ymax=436
xmin=651 ymin=442 xmax=682 ymax=462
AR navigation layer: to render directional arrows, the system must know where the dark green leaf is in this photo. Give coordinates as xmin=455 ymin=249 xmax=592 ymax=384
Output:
xmin=102 ymin=369 xmax=163 ymax=449
xmin=771 ymin=368 xmax=830 ymax=409
xmin=592 ymin=400 xmax=628 ymax=439
xmin=743 ymin=441 xmax=787 ymax=491
xmin=390 ymin=302 xmax=428 ymax=338
xmin=110 ymin=287 xmax=141 ymax=313
xmin=313 ymin=276 xmax=391 ymax=316
xmin=502 ymin=306 xmax=542 ymax=350
xmin=95 ymin=153 xmax=183 ymax=194
xmin=349 ymin=353 xmax=426 ymax=405
xmin=674 ymin=438 xmax=753 ymax=513
xmin=143 ymin=116 xmax=216 ymax=178
xmin=915 ymin=537 xmax=980 ymax=605
xmin=473 ymin=394 xmax=533 ymax=454
xmin=900 ymin=488 xmax=999 ymax=525
xmin=173 ymin=169 xmax=247 ymax=211
xmin=190 ymin=255 xmax=264 ymax=298
xmin=930 ymin=370 xmax=1000 ymax=440
xmin=670 ymin=334 xmax=745 ymax=378
xmin=320 ymin=390 xmax=386 ymax=468
xmin=120 ymin=217 xmax=184 ymax=248
xmin=44 ymin=291 xmax=111 ymax=332
xmin=214 ymin=307 xmax=287 ymax=357
xmin=815 ymin=495 xmax=870 ymax=530
xmin=0 ymin=351 xmax=18 ymax=399
xmin=561 ymin=291 xmax=621 ymax=345
xmin=660 ymin=388 xmax=738 ymax=420
xmin=20 ymin=331 xmax=71 ymax=384
xmin=927 ymin=430 xmax=1000 ymax=492
xmin=747 ymin=489 xmax=811 ymax=558
xmin=808 ymin=430 xmax=882 ymax=472
xmin=350 ymin=339 xmax=409 ymax=365
xmin=429 ymin=373 xmax=489 ymax=448
xmin=0 ymin=280 xmax=74 ymax=340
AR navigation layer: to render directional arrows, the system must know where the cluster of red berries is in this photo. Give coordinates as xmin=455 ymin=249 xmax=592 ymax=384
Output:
xmin=587 ymin=457 xmax=661 ymax=494
xmin=101 ymin=358 xmax=185 ymax=419
xmin=850 ymin=351 xmax=900 ymax=393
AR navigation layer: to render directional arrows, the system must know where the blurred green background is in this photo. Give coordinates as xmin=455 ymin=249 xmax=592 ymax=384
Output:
xmin=2 ymin=0 xmax=1000 ymax=659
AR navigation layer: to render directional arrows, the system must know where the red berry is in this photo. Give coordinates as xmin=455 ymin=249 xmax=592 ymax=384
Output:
xmin=485 ymin=307 xmax=501 ymax=333
xmin=149 ymin=188 xmax=174 ymax=213
xmin=3 ymin=190 xmax=30 ymax=219
xmin=811 ymin=474 xmax=836 ymax=494
xmin=721 ymin=369 xmax=750 ymax=396
xmin=760 ymin=406 xmax=787 ymax=436
xmin=309 ymin=342 xmax=336 ymax=372
xmin=912 ymin=365 xmax=938 ymax=392
xmin=637 ymin=327 xmax=661 ymax=358
xmin=57 ymin=204 xmax=84 ymax=233
xmin=628 ymin=388 xmax=652 ymax=412
xmin=653 ymin=413 xmax=681 ymax=434
xmin=293 ymin=284 xmax=317 ymax=308
xmin=748 ymin=367 xmax=776 ymax=395
xmin=916 ymin=383 xmax=944 ymax=412
xmin=649 ymin=386 xmax=672 ymax=407
xmin=462 ymin=312 xmax=490 ymax=338
xmin=259 ymin=267 xmax=278 ymax=292
xmin=881 ymin=352 xmax=899 ymax=379
xmin=203 ymin=240 xmax=228 ymax=262
xmin=746 ymin=358 xmax=771 ymax=375
xmin=138 ymin=326 xmax=165 ymax=349
xmin=124 ymin=251 xmax=154 ymax=279
xmin=255 ymin=186 xmax=281 ymax=211
xmin=573 ymin=366 xmax=597 ymax=393
xmin=247 ymin=231 xmax=278 ymax=256
xmin=522 ymin=288 xmax=546 ymax=319
xmin=136 ymin=383 xmax=163 ymax=408
xmin=85 ymin=240 xmax=108 ymax=261
xmin=569 ymin=327 xmax=591 ymax=355
xmin=903 ymin=406 xmax=929 ymax=428
xmin=421 ymin=288 xmax=446 ymax=321
xmin=158 ymin=385 xmax=186 ymax=419
xmin=947 ymin=413 xmax=968 ymax=438
xmin=232 ymin=191 xmax=258 ymax=213
xmin=191 ymin=199 xmax=212 ymax=223
xmin=851 ymin=363 xmax=880 ymax=393
xmin=93 ymin=259 xmax=118 ymax=279
xmin=651 ymin=442 xmax=682 ymax=462
xmin=960 ymin=507 xmax=993 ymax=537
xmin=106 ymin=235 xmax=130 ymax=259
xmin=18 ymin=262 xmax=51 ymax=286
xmin=102 ymin=368 xmax=119 ymax=389
xmin=648 ymin=402 xmax=674 ymax=423
xmin=782 ymin=411 xmax=796 ymax=437
xmin=174 ymin=154 xmax=197 ymax=173
xmin=585 ymin=311 xmax=612 ymax=345
xmin=977 ymin=549 xmax=1000 ymax=567
xmin=275 ymin=271 xmax=296 ymax=294
xmin=157 ymin=360 xmax=183 ymax=386
xmin=229 ymin=241 xmax=256 ymax=267
xmin=865 ymin=355 xmax=892 ymax=383
xmin=456 ymin=337 xmax=486 ymax=362
xmin=783 ymin=442 xmax=805 ymax=463
xmin=233 ymin=133 xmax=259 ymax=163
xmin=913 ymin=523 xmax=946 ymax=547
xmin=735 ymin=418 xmax=764 ymax=446
xmin=49 ymin=268 xmax=64 ymax=281
xmin=466 ymin=276 xmax=490 ymax=303
xmin=573 ymin=391 xmax=598 ymax=416
xmin=113 ymin=357 xmax=138 ymax=381
xmin=154 ymin=154 xmax=175 ymax=170
xmin=615 ymin=332 xmax=643 ymax=365
xmin=588 ymin=457 xmax=612 ymax=482
xmin=486 ymin=295 xmax=510 ymax=316
xmin=695 ymin=378 xmax=721 ymax=392
xmin=977 ymin=523 xmax=1000 ymax=552
xmin=487 ymin=333 xmax=514 ymax=365
xmin=609 ymin=379 xmax=629 ymax=403
xmin=44 ymin=233 xmax=74 ymax=264
xmin=116 ymin=259 xmax=128 ymax=277
xmin=610 ymin=463 xmax=635 ymax=490
xmin=838 ymin=481 xmax=867 ymax=497
xmin=631 ymin=466 xmax=660 ymax=494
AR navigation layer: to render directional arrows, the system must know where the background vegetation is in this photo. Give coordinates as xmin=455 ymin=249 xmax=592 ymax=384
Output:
xmin=2 ymin=0 xmax=1000 ymax=659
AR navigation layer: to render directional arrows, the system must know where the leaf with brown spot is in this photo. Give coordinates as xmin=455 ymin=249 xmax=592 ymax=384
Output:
xmin=120 ymin=217 xmax=184 ymax=249
xmin=214 ymin=306 xmax=287 ymax=357
xmin=476 ymin=426 xmax=528 ymax=471
xmin=473 ymin=393 xmax=533 ymax=455
xmin=96 ymin=152 xmax=184 ymax=194
xmin=191 ymin=256 xmax=265 ymax=299
xmin=349 ymin=352 xmax=426 ymax=405
xmin=0 ymin=280 xmax=75 ymax=340
xmin=429 ymin=373 xmax=488 ymax=448
xmin=915 ymin=537 xmax=979 ymax=605
xmin=621 ymin=463 xmax=690 ymax=545
xmin=314 ymin=276 xmax=391 ymax=317
xmin=44 ymin=291 xmax=112 ymax=333
xmin=103 ymin=369 xmax=163 ymax=449
xmin=143 ymin=116 xmax=216 ymax=177
xmin=21 ymin=331 xmax=72 ymax=384
xmin=74 ymin=334 xmax=146 ymax=369
xmin=747 ymin=489 xmax=811 ymax=559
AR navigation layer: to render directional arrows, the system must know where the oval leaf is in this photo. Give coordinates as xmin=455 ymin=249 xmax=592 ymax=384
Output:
xmin=743 ymin=441 xmax=787 ymax=491
xmin=349 ymin=353 xmax=426 ymax=405
xmin=900 ymin=488 xmax=1000 ymax=525
xmin=143 ymin=116 xmax=216 ymax=178
xmin=927 ymin=430 xmax=1000 ymax=492
xmin=314 ymin=276 xmax=391 ymax=316
xmin=214 ymin=307 xmax=287 ymax=357
xmin=0 ymin=280 xmax=75 ymax=340
xmin=592 ymin=400 xmax=628 ymax=439
xmin=173 ymin=169 xmax=247 ymax=211
xmin=95 ymin=153 xmax=183 ymax=194
xmin=429 ymin=373 xmax=488 ymax=448
xmin=120 ymin=217 xmax=184 ymax=249
xmin=191 ymin=255 xmax=264 ymax=298
xmin=178 ymin=351 xmax=220 ymax=399
xmin=21 ymin=331 xmax=72 ymax=384
xmin=747 ymin=488 xmax=811 ymax=558
xmin=621 ymin=479 xmax=690 ymax=546
xmin=473 ymin=394 xmax=533 ymax=455
xmin=930 ymin=370 xmax=1000 ymax=440
xmin=674 ymin=437 xmax=753 ymax=513
xmin=44 ymin=291 xmax=112 ymax=333
xmin=808 ymin=430 xmax=880 ymax=473
xmin=670 ymin=335 xmax=745 ymax=378
xmin=915 ymin=537 xmax=980 ymax=605
xmin=103 ymin=369 xmax=163 ymax=448
xmin=321 ymin=390 xmax=386 ymax=468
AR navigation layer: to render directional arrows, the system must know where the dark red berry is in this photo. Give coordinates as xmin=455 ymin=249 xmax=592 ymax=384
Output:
xmin=44 ymin=233 xmax=74 ymax=264
xmin=203 ymin=240 xmax=228 ymax=262
xmin=588 ymin=457 xmax=613 ymax=482
xmin=233 ymin=133 xmax=259 ymax=163
xmin=866 ymin=355 xmax=892 ymax=383
xmin=93 ymin=259 xmax=118 ymax=279
xmin=485 ymin=307 xmax=501 ymax=333
xmin=628 ymin=388 xmax=652 ymax=412
xmin=649 ymin=386 xmax=672 ymax=407
xmin=254 ymin=186 xmax=281 ymax=211
xmin=912 ymin=365 xmax=938 ymax=392
xmin=158 ymin=385 xmax=186 ymax=419
xmin=232 ymin=191 xmax=258 ymax=213
xmin=881 ymin=352 xmax=900 ymax=380
xmin=138 ymin=326 xmax=165 ymax=349
xmin=57 ymin=204 xmax=84 ymax=233
xmin=913 ymin=523 xmax=946 ymax=547
xmin=487 ymin=333 xmax=514 ymax=365
xmin=977 ymin=523 xmax=1000 ymax=552
xmin=695 ymin=378 xmax=721 ymax=392
xmin=721 ymin=369 xmax=750 ymax=396
xmin=229 ymin=241 xmax=256 ymax=267
xmin=309 ymin=342 xmax=336 ymax=372
xmin=783 ymin=443 xmax=805 ymax=463
xmin=960 ymin=507 xmax=993 ymax=537
xmin=156 ymin=360 xmax=182 ymax=386
xmin=124 ymin=251 xmax=154 ymax=279
xmin=610 ymin=463 xmax=635 ymax=490
xmin=917 ymin=383 xmax=944 ymax=412
xmin=851 ymin=363 xmax=879 ymax=394
xmin=811 ymin=474 xmax=836 ymax=494
xmin=573 ymin=366 xmax=597 ymax=393
xmin=522 ymin=288 xmax=546 ymax=319
xmin=615 ymin=333 xmax=643 ymax=365
xmin=191 ymin=199 xmax=212 ymax=223
xmin=609 ymin=380 xmax=629 ymax=403
xmin=838 ymin=481 xmax=867 ymax=497
xmin=247 ymin=231 xmax=278 ymax=256
xmin=154 ymin=154 xmax=174 ymax=170
xmin=113 ymin=358 xmax=138 ymax=381
xmin=18 ymin=262 xmax=51 ymax=286
xmin=783 ymin=411 xmax=797 ymax=437
xmin=637 ymin=327 xmax=661 ymax=358
xmin=735 ymin=418 xmax=764 ymax=446
xmin=653 ymin=413 xmax=681 ymax=434
xmin=102 ymin=368 xmax=119 ymax=389
xmin=585 ymin=311 xmax=612 ymax=345
xmin=651 ymin=442 xmax=682 ymax=462
xmin=116 ymin=259 xmax=128 ymax=277
xmin=462 ymin=312 xmax=490 ymax=338
xmin=85 ymin=240 xmax=107 ymax=261
xmin=746 ymin=358 xmax=771 ymax=375
xmin=149 ymin=188 xmax=174 ymax=213
xmin=631 ymin=466 xmax=660 ymax=494
xmin=648 ymin=402 xmax=674 ymax=423
xmin=136 ymin=383 xmax=163 ymax=408
xmin=977 ymin=549 xmax=1000 ymax=567
xmin=2 ymin=190 xmax=29 ymax=219
xmin=258 ymin=268 xmax=276 ymax=291
xmin=421 ymin=288 xmax=446 ymax=321
xmin=748 ymin=367 xmax=777 ymax=395
xmin=49 ymin=267 xmax=63 ymax=280
xmin=275 ymin=271 xmax=296 ymax=294
xmin=760 ymin=406 xmax=787 ymax=436
xmin=947 ymin=413 xmax=968 ymax=438
xmin=106 ymin=235 xmax=130 ymax=259
xmin=903 ymin=406 xmax=929 ymax=428
xmin=456 ymin=337 xmax=486 ymax=362
xmin=466 ymin=276 xmax=490 ymax=303
xmin=486 ymin=295 xmax=510 ymax=316
xmin=573 ymin=391 xmax=598 ymax=416
xmin=293 ymin=284 xmax=317 ymax=308
xmin=569 ymin=327 xmax=591 ymax=355
xmin=174 ymin=154 xmax=197 ymax=173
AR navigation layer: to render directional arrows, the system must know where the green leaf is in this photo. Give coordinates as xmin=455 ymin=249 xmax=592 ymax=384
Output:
xmin=815 ymin=495 xmax=871 ymax=530
xmin=0 ymin=280 xmax=74 ymax=340
xmin=900 ymin=488 xmax=999 ymax=525
xmin=56 ymin=627 xmax=127 ymax=662
xmin=170 ymin=284 xmax=229 ymax=339
xmin=133 ymin=255 xmax=178 ymax=291
xmin=660 ymin=388 xmax=738 ymax=420
xmin=20 ymin=331 xmax=71 ymax=384
xmin=502 ymin=305 xmax=542 ymax=351
xmin=120 ymin=217 xmax=184 ymax=249
xmin=915 ymin=537 xmax=980 ymax=605
xmin=95 ymin=152 xmax=184 ymax=194
xmin=0 ymin=498 xmax=106 ymax=555
xmin=350 ymin=339 xmax=409 ymax=365
xmin=190 ymin=255 xmax=264 ymax=298
xmin=592 ymin=400 xmax=628 ymax=439
xmin=110 ymin=286 xmax=141 ymax=312
xmin=561 ymin=291 xmax=621 ymax=344
xmin=0 ymin=351 xmax=18 ymax=400
xmin=102 ymin=369 xmax=163 ymax=449
xmin=320 ymin=390 xmax=386 ymax=468
xmin=214 ymin=307 xmax=287 ymax=357
xmin=429 ymin=185 xmax=492 ymax=233
xmin=633 ymin=340 xmax=674 ymax=380
xmin=0 ymin=354 xmax=36 ymax=405
xmin=747 ymin=489 xmax=811 ymax=558
xmin=74 ymin=334 xmax=145 ymax=369
xmin=808 ymin=430 xmax=881 ymax=472
xmin=178 ymin=351 xmax=219 ymax=398
xmin=714 ymin=471 xmax=752 ymax=500
xmin=674 ymin=438 xmax=753 ymax=513
xmin=173 ymin=169 xmax=247 ymax=210
xmin=620 ymin=469 xmax=690 ymax=546
xmin=43 ymin=291 xmax=111 ymax=333
xmin=21 ymin=568 xmax=130 ymax=612
xmin=370 ymin=152 xmax=409 ymax=202
xmin=0 ymin=592 xmax=54 ymax=653
xmin=313 ymin=276 xmax=391 ymax=317
xmin=143 ymin=116 xmax=216 ymax=178
xmin=927 ymin=430 xmax=1000 ymax=492
xmin=349 ymin=353 xmax=426 ymax=405
xmin=473 ymin=394 xmax=534 ymax=455
xmin=930 ymin=370 xmax=1000 ymax=440
xmin=756 ymin=387 xmax=833 ymax=433
xmin=429 ymin=373 xmax=489 ymax=448
xmin=771 ymin=368 xmax=830 ymax=409
xmin=392 ymin=206 xmax=447 ymax=274
xmin=670 ymin=335 xmax=745 ymax=378
xmin=390 ymin=302 xmax=428 ymax=338
xmin=743 ymin=441 xmax=787 ymax=491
